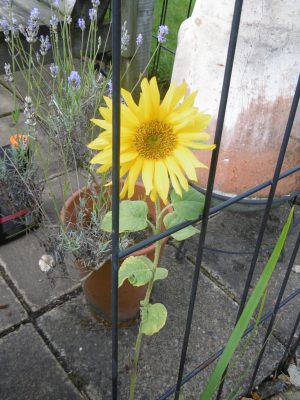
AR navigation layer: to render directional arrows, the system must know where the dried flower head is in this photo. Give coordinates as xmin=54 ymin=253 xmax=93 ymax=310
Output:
xmin=78 ymin=18 xmax=86 ymax=30
xmin=39 ymin=254 xmax=55 ymax=272
xmin=68 ymin=71 xmax=81 ymax=89
xmin=50 ymin=15 xmax=59 ymax=29
xmin=24 ymin=96 xmax=36 ymax=127
xmin=4 ymin=63 xmax=13 ymax=82
xmin=30 ymin=8 xmax=40 ymax=20
xmin=136 ymin=33 xmax=143 ymax=46
xmin=91 ymin=0 xmax=100 ymax=7
xmin=89 ymin=8 xmax=97 ymax=21
xmin=121 ymin=21 xmax=130 ymax=53
xmin=39 ymin=34 xmax=51 ymax=56
xmin=49 ymin=63 xmax=59 ymax=78
xmin=157 ymin=25 xmax=168 ymax=43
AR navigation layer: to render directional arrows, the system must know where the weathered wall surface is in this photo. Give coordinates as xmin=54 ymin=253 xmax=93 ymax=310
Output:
xmin=172 ymin=0 xmax=300 ymax=197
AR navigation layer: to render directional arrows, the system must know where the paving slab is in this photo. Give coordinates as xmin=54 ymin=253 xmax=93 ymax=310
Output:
xmin=38 ymin=245 xmax=284 ymax=399
xmin=0 ymin=276 xmax=27 ymax=332
xmin=0 ymin=83 xmax=19 ymax=116
xmin=0 ymin=230 xmax=80 ymax=312
xmin=179 ymin=204 xmax=300 ymax=345
xmin=0 ymin=323 xmax=83 ymax=400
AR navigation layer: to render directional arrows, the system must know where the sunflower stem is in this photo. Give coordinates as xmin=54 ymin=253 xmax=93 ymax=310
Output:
xmin=129 ymin=198 xmax=162 ymax=400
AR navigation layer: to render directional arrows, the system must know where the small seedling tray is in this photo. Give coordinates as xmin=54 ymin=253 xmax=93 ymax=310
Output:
xmin=0 ymin=144 xmax=37 ymax=245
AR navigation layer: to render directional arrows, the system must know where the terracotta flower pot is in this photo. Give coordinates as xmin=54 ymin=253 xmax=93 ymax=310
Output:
xmin=60 ymin=182 xmax=169 ymax=326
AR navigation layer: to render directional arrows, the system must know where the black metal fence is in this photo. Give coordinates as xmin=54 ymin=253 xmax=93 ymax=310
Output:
xmin=110 ymin=0 xmax=300 ymax=398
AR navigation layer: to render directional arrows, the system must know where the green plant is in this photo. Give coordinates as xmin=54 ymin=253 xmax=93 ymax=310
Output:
xmin=199 ymin=206 xmax=295 ymax=399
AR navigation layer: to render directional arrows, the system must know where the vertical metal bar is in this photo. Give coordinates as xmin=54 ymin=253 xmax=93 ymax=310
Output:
xmin=174 ymin=1 xmax=244 ymax=398
xmin=216 ymin=73 xmax=300 ymax=400
xmin=187 ymin=0 xmax=194 ymax=18
xmin=111 ymin=0 xmax=121 ymax=398
xmin=278 ymin=310 xmax=300 ymax=372
xmin=248 ymin=232 xmax=300 ymax=389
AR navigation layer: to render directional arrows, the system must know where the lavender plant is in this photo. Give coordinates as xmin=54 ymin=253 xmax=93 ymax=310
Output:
xmin=1 ymin=0 xmax=112 ymax=171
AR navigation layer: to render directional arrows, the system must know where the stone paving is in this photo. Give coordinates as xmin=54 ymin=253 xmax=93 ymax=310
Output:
xmin=0 ymin=79 xmax=300 ymax=400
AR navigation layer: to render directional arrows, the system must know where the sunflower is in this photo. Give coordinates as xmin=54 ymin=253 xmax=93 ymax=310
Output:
xmin=88 ymin=77 xmax=215 ymax=204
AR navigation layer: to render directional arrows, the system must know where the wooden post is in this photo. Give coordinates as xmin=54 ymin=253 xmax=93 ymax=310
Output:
xmin=121 ymin=0 xmax=155 ymax=94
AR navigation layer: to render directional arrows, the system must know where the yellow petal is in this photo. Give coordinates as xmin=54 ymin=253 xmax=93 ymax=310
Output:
xmin=174 ymin=147 xmax=198 ymax=181
xmin=120 ymin=162 xmax=132 ymax=177
xmin=177 ymin=132 xmax=210 ymax=141
xmin=142 ymin=159 xmax=154 ymax=195
xmin=164 ymin=157 xmax=189 ymax=191
xmin=99 ymin=107 xmax=112 ymax=122
xmin=87 ymin=137 xmax=108 ymax=150
xmin=168 ymin=167 xmax=182 ymax=197
xmin=149 ymin=76 xmax=160 ymax=112
xmin=96 ymin=163 xmax=112 ymax=173
xmin=161 ymin=81 xmax=187 ymax=114
xmin=121 ymin=88 xmax=140 ymax=115
xmin=90 ymin=149 xmax=112 ymax=164
xmin=120 ymin=177 xmax=129 ymax=199
xmin=128 ymin=158 xmax=143 ymax=198
xmin=90 ymin=118 xmax=112 ymax=131
xmin=120 ymin=152 xmax=138 ymax=163
xmin=175 ymin=91 xmax=197 ymax=113
xmin=181 ymin=141 xmax=216 ymax=150
xmin=154 ymin=160 xmax=169 ymax=203
xmin=103 ymin=96 xmax=112 ymax=109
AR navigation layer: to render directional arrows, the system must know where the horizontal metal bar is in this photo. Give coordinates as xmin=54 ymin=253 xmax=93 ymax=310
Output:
xmin=119 ymin=163 xmax=300 ymax=258
xmin=157 ymin=287 xmax=300 ymax=400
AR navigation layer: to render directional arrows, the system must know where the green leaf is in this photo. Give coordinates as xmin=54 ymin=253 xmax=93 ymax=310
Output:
xmin=164 ymin=212 xmax=199 ymax=241
xmin=171 ymin=187 xmax=205 ymax=220
xmin=119 ymin=256 xmax=154 ymax=287
xmin=200 ymin=207 xmax=295 ymax=400
xmin=140 ymin=303 xmax=167 ymax=336
xmin=101 ymin=200 xmax=148 ymax=233
xmin=154 ymin=268 xmax=168 ymax=281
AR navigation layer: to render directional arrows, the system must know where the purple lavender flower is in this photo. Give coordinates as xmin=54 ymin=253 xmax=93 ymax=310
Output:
xmin=78 ymin=18 xmax=86 ymax=30
xmin=157 ymin=25 xmax=168 ymax=43
xmin=136 ymin=33 xmax=143 ymax=46
xmin=49 ymin=63 xmax=59 ymax=78
xmin=39 ymin=35 xmax=51 ymax=56
xmin=20 ymin=11 xmax=39 ymax=43
xmin=0 ymin=16 xmax=10 ymax=40
xmin=0 ymin=16 xmax=9 ymax=32
xmin=11 ymin=17 xmax=18 ymax=35
xmin=89 ymin=8 xmax=97 ymax=21
xmin=30 ymin=8 xmax=40 ymax=20
xmin=4 ymin=63 xmax=13 ymax=82
xmin=108 ymin=79 xmax=112 ymax=97
xmin=68 ymin=71 xmax=81 ymax=89
xmin=91 ymin=0 xmax=100 ymax=7
xmin=66 ymin=16 xmax=72 ymax=24
xmin=51 ymin=0 xmax=60 ymax=7
xmin=50 ymin=15 xmax=59 ymax=29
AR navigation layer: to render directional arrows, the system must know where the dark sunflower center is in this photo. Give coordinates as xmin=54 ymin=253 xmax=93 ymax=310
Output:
xmin=133 ymin=120 xmax=177 ymax=160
